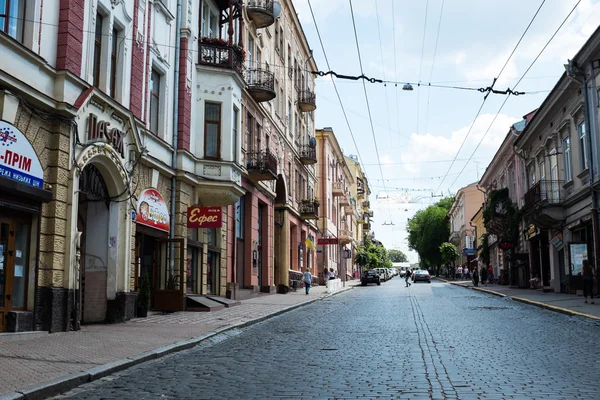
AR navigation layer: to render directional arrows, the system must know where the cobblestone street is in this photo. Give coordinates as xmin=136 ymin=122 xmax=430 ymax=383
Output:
xmin=51 ymin=279 xmax=600 ymax=399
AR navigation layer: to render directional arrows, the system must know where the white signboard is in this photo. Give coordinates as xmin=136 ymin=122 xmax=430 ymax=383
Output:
xmin=0 ymin=121 xmax=44 ymax=188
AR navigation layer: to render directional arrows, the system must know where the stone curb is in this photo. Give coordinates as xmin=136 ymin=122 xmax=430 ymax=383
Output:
xmin=511 ymin=297 xmax=600 ymax=320
xmin=441 ymin=278 xmax=600 ymax=321
xmin=5 ymin=287 xmax=353 ymax=400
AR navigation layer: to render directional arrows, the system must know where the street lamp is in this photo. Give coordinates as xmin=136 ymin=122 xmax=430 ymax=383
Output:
xmin=402 ymin=83 xmax=414 ymax=91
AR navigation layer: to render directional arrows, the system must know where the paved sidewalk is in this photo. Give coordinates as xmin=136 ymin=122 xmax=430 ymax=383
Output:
xmin=0 ymin=282 xmax=357 ymax=400
xmin=436 ymin=277 xmax=600 ymax=320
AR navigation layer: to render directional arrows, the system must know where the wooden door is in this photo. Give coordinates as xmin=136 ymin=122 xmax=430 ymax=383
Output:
xmin=152 ymin=238 xmax=185 ymax=312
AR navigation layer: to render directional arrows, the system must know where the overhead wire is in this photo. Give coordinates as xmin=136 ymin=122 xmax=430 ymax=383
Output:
xmin=446 ymin=0 xmax=582 ymax=191
xmin=423 ymin=0 xmax=445 ymax=136
xmin=415 ymin=0 xmax=430 ymax=137
xmin=374 ymin=0 xmax=395 ymax=148
xmin=348 ymin=0 xmax=392 ymax=221
xmin=306 ymin=0 xmax=370 ymax=186
xmin=434 ymin=0 xmax=548 ymax=194
xmin=391 ymin=0 xmax=402 ymax=148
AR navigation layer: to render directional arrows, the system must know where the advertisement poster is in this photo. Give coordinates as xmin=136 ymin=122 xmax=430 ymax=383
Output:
xmin=135 ymin=188 xmax=170 ymax=232
xmin=0 ymin=121 xmax=44 ymax=188
xmin=569 ymin=243 xmax=588 ymax=275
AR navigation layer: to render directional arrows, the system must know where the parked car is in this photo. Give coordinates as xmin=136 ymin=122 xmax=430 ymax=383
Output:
xmin=376 ymin=268 xmax=389 ymax=281
xmin=412 ymin=270 xmax=431 ymax=283
xmin=361 ymin=269 xmax=381 ymax=286
xmin=399 ymin=267 xmax=407 ymax=277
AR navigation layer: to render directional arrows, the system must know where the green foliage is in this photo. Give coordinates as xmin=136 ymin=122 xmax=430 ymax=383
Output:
xmin=137 ymin=272 xmax=151 ymax=308
xmin=479 ymin=233 xmax=490 ymax=266
xmin=483 ymin=188 xmax=520 ymax=244
xmin=388 ymin=249 xmax=409 ymax=263
xmin=440 ymin=242 xmax=460 ymax=266
xmin=355 ymin=238 xmax=392 ymax=269
xmin=407 ymin=197 xmax=453 ymax=268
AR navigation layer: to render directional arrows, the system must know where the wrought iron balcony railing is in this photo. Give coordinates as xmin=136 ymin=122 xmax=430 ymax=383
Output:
xmin=523 ymin=180 xmax=564 ymax=212
xmin=246 ymin=150 xmax=278 ymax=180
xmin=297 ymin=89 xmax=317 ymax=112
xmin=298 ymin=145 xmax=317 ymax=165
xmin=246 ymin=0 xmax=275 ymax=29
xmin=299 ymin=199 xmax=319 ymax=220
xmin=246 ymin=68 xmax=276 ymax=102
xmin=198 ymin=42 xmax=243 ymax=73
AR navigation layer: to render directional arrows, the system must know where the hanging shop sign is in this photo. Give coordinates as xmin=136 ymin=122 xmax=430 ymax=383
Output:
xmin=87 ymin=113 xmax=127 ymax=158
xmin=135 ymin=188 xmax=170 ymax=232
xmin=0 ymin=121 xmax=44 ymax=188
xmin=524 ymin=224 xmax=539 ymax=240
xmin=463 ymin=248 xmax=477 ymax=255
xmin=318 ymin=238 xmax=338 ymax=245
xmin=187 ymin=206 xmax=222 ymax=228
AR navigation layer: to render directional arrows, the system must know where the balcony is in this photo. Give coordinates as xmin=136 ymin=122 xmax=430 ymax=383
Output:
xmin=297 ymin=89 xmax=317 ymax=112
xmin=363 ymin=222 xmax=371 ymax=231
xmin=340 ymin=195 xmax=350 ymax=206
xmin=246 ymin=69 xmax=276 ymax=102
xmin=357 ymin=186 xmax=365 ymax=199
xmin=332 ymin=182 xmax=344 ymax=197
xmin=339 ymin=228 xmax=353 ymax=245
xmin=246 ymin=150 xmax=278 ymax=181
xmin=198 ymin=40 xmax=244 ymax=74
xmin=298 ymin=144 xmax=317 ymax=165
xmin=299 ymin=199 xmax=319 ymax=220
xmin=523 ymin=180 xmax=565 ymax=228
xmin=362 ymin=200 xmax=370 ymax=209
xmin=246 ymin=0 xmax=275 ymax=29
xmin=344 ymin=205 xmax=353 ymax=216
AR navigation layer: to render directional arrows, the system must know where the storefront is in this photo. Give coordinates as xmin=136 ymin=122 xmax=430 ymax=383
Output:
xmin=0 ymin=119 xmax=52 ymax=332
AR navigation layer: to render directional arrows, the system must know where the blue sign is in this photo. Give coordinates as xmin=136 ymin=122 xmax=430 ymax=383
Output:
xmin=0 ymin=121 xmax=44 ymax=188
xmin=463 ymin=248 xmax=477 ymax=256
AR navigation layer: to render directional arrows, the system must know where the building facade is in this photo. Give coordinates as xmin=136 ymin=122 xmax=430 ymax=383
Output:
xmin=448 ymin=182 xmax=485 ymax=270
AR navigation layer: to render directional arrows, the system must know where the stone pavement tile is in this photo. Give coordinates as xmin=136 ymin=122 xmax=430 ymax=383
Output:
xmin=1 ymin=285 xmax=354 ymax=396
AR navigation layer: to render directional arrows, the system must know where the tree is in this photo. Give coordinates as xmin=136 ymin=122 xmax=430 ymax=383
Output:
xmin=388 ymin=249 xmax=408 ymax=263
xmin=355 ymin=238 xmax=392 ymax=270
xmin=406 ymin=197 xmax=453 ymax=275
xmin=440 ymin=242 xmax=460 ymax=271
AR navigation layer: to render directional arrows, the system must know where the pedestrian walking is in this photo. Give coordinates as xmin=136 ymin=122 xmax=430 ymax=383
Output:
xmin=582 ymin=259 xmax=594 ymax=304
xmin=303 ymin=268 xmax=312 ymax=295
xmin=480 ymin=266 xmax=488 ymax=286
xmin=464 ymin=266 xmax=470 ymax=280
xmin=488 ymin=265 xmax=494 ymax=284
xmin=329 ymin=268 xmax=336 ymax=280
xmin=405 ymin=268 xmax=412 ymax=287
xmin=472 ymin=268 xmax=479 ymax=287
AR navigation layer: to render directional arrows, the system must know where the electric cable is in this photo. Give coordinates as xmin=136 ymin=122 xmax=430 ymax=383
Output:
xmin=416 ymin=0 xmax=430 ymax=137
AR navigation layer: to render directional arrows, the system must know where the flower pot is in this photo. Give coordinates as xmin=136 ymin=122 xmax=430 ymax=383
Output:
xmin=137 ymin=306 xmax=149 ymax=318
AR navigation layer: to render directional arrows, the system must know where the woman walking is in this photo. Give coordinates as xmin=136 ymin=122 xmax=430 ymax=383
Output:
xmin=582 ymin=259 xmax=594 ymax=304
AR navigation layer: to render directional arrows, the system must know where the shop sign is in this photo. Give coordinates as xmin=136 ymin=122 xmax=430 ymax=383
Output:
xmin=318 ymin=238 xmax=338 ymax=245
xmin=463 ymin=248 xmax=477 ymax=255
xmin=87 ymin=113 xmax=126 ymax=158
xmin=0 ymin=121 xmax=44 ymax=188
xmin=135 ymin=188 xmax=170 ymax=232
xmin=498 ymin=241 xmax=515 ymax=250
xmin=524 ymin=224 xmax=539 ymax=240
xmin=187 ymin=206 xmax=222 ymax=228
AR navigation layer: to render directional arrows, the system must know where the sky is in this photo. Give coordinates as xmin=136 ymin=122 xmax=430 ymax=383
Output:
xmin=291 ymin=0 xmax=600 ymax=263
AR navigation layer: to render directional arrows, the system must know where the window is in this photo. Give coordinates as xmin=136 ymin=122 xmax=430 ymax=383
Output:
xmin=149 ymin=69 xmax=161 ymax=134
xmin=287 ymin=45 xmax=292 ymax=78
xmin=204 ymin=102 xmax=221 ymax=158
xmin=247 ymin=37 xmax=254 ymax=69
xmin=93 ymin=13 xmax=104 ymax=87
xmin=278 ymin=26 xmax=284 ymax=55
xmin=274 ymin=20 xmax=279 ymax=52
xmin=232 ymin=107 xmax=239 ymax=163
xmin=528 ymin=164 xmax=536 ymax=188
xmin=110 ymin=28 xmax=120 ymax=98
xmin=246 ymin=112 xmax=253 ymax=154
xmin=0 ymin=0 xmax=25 ymax=41
xmin=539 ymin=160 xmax=545 ymax=180
xmin=579 ymin=122 xmax=588 ymax=170
xmin=563 ymin=137 xmax=572 ymax=181
xmin=274 ymin=79 xmax=279 ymax=115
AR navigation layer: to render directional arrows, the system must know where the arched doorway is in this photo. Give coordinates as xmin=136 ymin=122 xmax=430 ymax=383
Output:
xmin=274 ymin=174 xmax=288 ymax=292
xmin=76 ymin=163 xmax=114 ymax=324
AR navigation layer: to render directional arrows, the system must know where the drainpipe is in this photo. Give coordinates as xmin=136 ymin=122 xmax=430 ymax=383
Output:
xmin=170 ymin=0 xmax=182 ymax=271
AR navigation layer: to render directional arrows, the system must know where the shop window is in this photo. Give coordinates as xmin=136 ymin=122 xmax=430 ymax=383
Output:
xmin=186 ymin=228 xmax=201 ymax=294
xmin=207 ymin=249 xmax=220 ymax=294
xmin=0 ymin=0 xmax=25 ymax=41
xmin=235 ymin=199 xmax=244 ymax=239
xmin=150 ymin=69 xmax=161 ymax=135
xmin=204 ymin=102 xmax=221 ymax=159
xmin=93 ymin=13 xmax=104 ymax=87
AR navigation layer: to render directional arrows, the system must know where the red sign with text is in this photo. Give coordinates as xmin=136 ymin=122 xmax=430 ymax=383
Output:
xmin=187 ymin=206 xmax=222 ymax=228
xmin=317 ymin=238 xmax=339 ymax=245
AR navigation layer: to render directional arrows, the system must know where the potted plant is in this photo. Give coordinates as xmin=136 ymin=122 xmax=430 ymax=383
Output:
xmin=136 ymin=273 xmax=151 ymax=318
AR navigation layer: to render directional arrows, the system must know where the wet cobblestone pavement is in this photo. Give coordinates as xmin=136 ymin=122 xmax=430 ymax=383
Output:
xmin=51 ymin=279 xmax=600 ymax=399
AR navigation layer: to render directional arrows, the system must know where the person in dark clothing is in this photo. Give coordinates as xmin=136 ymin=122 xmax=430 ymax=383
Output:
xmin=472 ymin=268 xmax=479 ymax=287
xmin=480 ymin=266 xmax=488 ymax=286
xmin=405 ymin=269 xmax=412 ymax=287
xmin=582 ymin=259 xmax=594 ymax=304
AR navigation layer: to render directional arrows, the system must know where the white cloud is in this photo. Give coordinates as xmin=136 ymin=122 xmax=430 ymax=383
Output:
xmin=398 ymin=113 xmax=520 ymax=181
